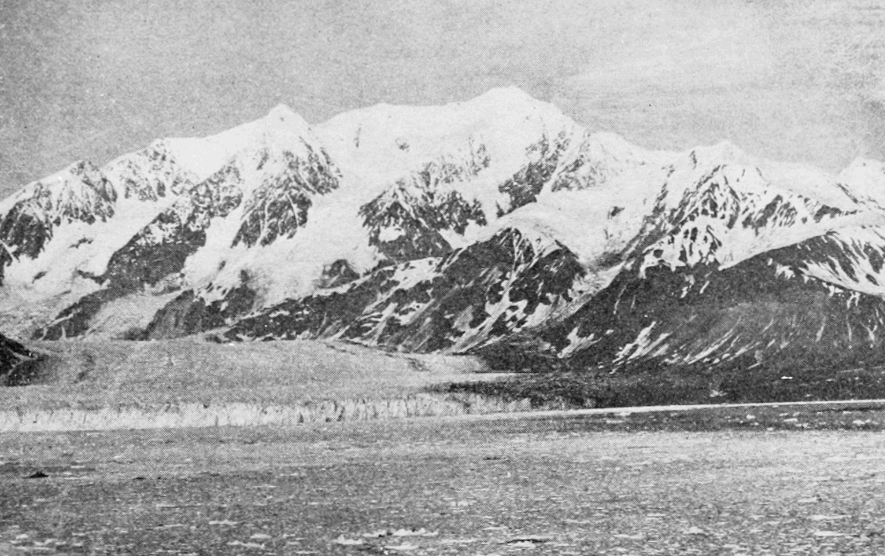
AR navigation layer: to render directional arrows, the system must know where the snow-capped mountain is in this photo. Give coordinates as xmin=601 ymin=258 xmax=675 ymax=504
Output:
xmin=480 ymin=145 xmax=885 ymax=373
xmin=4 ymin=86 xmax=885 ymax=376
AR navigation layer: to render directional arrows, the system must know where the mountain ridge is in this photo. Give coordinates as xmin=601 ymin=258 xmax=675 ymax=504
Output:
xmin=3 ymin=87 xmax=885 ymax=377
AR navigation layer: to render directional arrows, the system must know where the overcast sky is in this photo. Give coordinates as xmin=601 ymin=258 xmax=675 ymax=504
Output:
xmin=1 ymin=0 xmax=884 ymax=197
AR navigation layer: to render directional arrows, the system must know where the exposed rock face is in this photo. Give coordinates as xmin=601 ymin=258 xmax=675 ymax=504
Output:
xmin=102 ymin=140 xmax=195 ymax=201
xmin=317 ymin=259 xmax=360 ymax=289
xmin=497 ymin=132 xmax=571 ymax=216
xmin=0 ymin=333 xmax=42 ymax=385
xmin=141 ymin=281 xmax=257 ymax=340
xmin=360 ymin=167 xmax=487 ymax=263
xmin=232 ymin=144 xmax=340 ymax=247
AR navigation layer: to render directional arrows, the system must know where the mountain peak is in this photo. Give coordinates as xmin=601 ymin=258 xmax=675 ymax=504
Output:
xmin=157 ymin=104 xmax=315 ymax=181
xmin=264 ymin=103 xmax=308 ymax=129
xmin=837 ymin=156 xmax=885 ymax=208
xmin=465 ymin=86 xmax=565 ymax=120
xmin=687 ymin=140 xmax=747 ymax=167
xmin=844 ymin=156 xmax=885 ymax=173
xmin=257 ymin=103 xmax=312 ymax=140
xmin=471 ymin=85 xmax=538 ymax=104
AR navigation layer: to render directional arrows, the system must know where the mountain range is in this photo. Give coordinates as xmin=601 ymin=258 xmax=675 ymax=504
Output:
xmin=4 ymin=87 xmax=885 ymax=377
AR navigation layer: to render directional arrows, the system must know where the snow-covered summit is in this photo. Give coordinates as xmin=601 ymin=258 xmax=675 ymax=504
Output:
xmin=316 ymin=86 xmax=579 ymax=188
xmin=838 ymin=157 xmax=885 ymax=209
xmin=161 ymin=103 xmax=317 ymax=182
xmin=657 ymin=140 xmax=860 ymax=213
xmin=265 ymin=103 xmax=308 ymax=128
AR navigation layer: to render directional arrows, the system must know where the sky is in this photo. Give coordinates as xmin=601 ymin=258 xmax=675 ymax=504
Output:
xmin=1 ymin=0 xmax=884 ymax=197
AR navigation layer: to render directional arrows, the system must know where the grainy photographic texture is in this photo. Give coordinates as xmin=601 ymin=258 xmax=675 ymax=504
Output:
xmin=2 ymin=1 xmax=885 ymax=554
